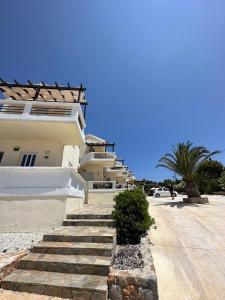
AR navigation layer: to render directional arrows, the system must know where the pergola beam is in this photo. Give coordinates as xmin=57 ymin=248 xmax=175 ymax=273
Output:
xmin=86 ymin=142 xmax=116 ymax=152
xmin=0 ymin=80 xmax=86 ymax=91
xmin=0 ymin=79 xmax=87 ymax=104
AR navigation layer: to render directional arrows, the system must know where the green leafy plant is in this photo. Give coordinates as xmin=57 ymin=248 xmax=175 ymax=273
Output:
xmin=157 ymin=141 xmax=220 ymax=198
xmin=112 ymin=189 xmax=155 ymax=244
xmin=196 ymin=160 xmax=224 ymax=194
xmin=219 ymin=171 xmax=225 ymax=190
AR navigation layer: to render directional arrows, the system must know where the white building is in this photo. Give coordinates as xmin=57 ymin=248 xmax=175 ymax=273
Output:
xmin=0 ymin=80 xmax=87 ymax=232
xmin=79 ymin=134 xmax=135 ymax=191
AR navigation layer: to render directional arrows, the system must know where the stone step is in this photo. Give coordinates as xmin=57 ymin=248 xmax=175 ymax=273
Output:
xmin=32 ymin=241 xmax=113 ymax=256
xmin=63 ymin=219 xmax=114 ymax=227
xmin=1 ymin=269 xmax=107 ymax=299
xmin=43 ymin=226 xmax=115 ymax=243
xmin=66 ymin=213 xmax=113 ymax=220
xmin=18 ymin=253 xmax=111 ymax=276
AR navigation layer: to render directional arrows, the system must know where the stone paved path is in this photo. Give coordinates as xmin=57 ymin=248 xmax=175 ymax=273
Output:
xmin=148 ymin=195 xmax=225 ymax=300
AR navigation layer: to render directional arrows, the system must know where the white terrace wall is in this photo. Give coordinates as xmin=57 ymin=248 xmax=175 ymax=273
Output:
xmin=0 ymin=167 xmax=86 ymax=232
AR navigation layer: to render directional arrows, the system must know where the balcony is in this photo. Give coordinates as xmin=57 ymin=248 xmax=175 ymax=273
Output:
xmin=0 ymin=100 xmax=85 ymax=145
xmin=105 ymin=166 xmax=124 ymax=175
xmin=80 ymin=152 xmax=116 ymax=167
xmin=87 ymin=181 xmax=126 ymax=190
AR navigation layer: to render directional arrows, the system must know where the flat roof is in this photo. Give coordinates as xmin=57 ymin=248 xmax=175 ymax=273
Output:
xmin=0 ymin=79 xmax=87 ymax=104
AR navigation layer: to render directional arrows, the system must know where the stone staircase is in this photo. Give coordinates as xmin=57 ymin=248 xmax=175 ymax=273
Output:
xmin=1 ymin=205 xmax=116 ymax=299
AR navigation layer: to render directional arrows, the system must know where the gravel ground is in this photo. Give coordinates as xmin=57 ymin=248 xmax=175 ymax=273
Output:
xmin=0 ymin=233 xmax=43 ymax=254
xmin=113 ymin=244 xmax=144 ymax=270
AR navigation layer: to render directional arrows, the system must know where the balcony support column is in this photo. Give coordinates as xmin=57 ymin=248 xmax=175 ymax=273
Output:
xmin=71 ymin=107 xmax=78 ymax=117
xmin=22 ymin=103 xmax=32 ymax=116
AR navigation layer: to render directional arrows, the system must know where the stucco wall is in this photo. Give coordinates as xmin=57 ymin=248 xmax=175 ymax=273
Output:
xmin=0 ymin=196 xmax=83 ymax=232
xmin=87 ymin=191 xmax=120 ymax=205
xmin=104 ymin=172 xmax=127 ymax=185
xmin=79 ymin=164 xmax=104 ymax=181
xmin=0 ymin=140 xmax=80 ymax=170
xmin=0 ymin=139 xmax=63 ymax=167
xmin=62 ymin=145 xmax=80 ymax=169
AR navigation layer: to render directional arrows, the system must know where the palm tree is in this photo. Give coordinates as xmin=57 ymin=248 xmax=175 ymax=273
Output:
xmin=157 ymin=142 xmax=220 ymax=199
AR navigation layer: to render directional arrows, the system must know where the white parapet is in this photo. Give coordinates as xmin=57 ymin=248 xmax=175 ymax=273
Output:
xmin=80 ymin=152 xmax=116 ymax=167
xmin=0 ymin=100 xmax=86 ymax=145
xmin=0 ymin=166 xmax=86 ymax=199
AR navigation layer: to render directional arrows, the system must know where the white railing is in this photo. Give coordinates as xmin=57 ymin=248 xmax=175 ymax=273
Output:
xmin=105 ymin=167 xmax=124 ymax=174
xmin=0 ymin=167 xmax=86 ymax=199
xmin=87 ymin=181 xmax=116 ymax=190
xmin=80 ymin=152 xmax=115 ymax=165
xmin=87 ymin=181 xmax=127 ymax=190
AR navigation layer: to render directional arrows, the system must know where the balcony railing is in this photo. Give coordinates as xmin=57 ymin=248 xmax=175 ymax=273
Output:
xmin=0 ymin=104 xmax=25 ymax=114
xmin=93 ymin=152 xmax=115 ymax=159
xmin=30 ymin=106 xmax=72 ymax=116
xmin=80 ymin=152 xmax=116 ymax=166
xmin=0 ymin=101 xmax=85 ymax=131
xmin=0 ymin=167 xmax=86 ymax=198
xmin=87 ymin=181 xmax=127 ymax=190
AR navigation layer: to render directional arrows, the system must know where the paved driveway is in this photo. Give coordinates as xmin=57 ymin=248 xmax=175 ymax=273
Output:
xmin=148 ymin=195 xmax=225 ymax=300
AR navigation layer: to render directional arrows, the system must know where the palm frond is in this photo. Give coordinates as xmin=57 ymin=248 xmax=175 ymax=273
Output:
xmin=157 ymin=142 xmax=220 ymax=181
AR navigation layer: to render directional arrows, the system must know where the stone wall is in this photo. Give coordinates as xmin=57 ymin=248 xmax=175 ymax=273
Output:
xmin=108 ymin=239 xmax=158 ymax=300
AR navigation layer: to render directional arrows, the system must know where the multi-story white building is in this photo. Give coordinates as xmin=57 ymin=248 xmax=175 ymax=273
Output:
xmin=0 ymin=80 xmax=87 ymax=231
xmin=79 ymin=134 xmax=135 ymax=191
xmin=0 ymin=80 xmax=136 ymax=229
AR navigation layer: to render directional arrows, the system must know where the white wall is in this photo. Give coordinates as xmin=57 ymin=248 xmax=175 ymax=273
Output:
xmin=0 ymin=196 xmax=84 ymax=232
xmin=0 ymin=167 xmax=86 ymax=199
xmin=79 ymin=164 xmax=104 ymax=181
xmin=62 ymin=145 xmax=80 ymax=170
xmin=0 ymin=139 xmax=63 ymax=167
xmin=87 ymin=190 xmax=120 ymax=205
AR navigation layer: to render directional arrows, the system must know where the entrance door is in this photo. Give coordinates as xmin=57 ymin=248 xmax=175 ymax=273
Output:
xmin=20 ymin=153 xmax=37 ymax=167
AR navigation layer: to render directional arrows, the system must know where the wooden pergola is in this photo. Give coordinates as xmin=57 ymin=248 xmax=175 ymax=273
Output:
xmin=0 ymin=79 xmax=88 ymax=118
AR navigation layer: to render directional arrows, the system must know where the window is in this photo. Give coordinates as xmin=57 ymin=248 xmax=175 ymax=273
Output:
xmin=0 ymin=152 xmax=4 ymax=163
xmin=20 ymin=153 xmax=36 ymax=167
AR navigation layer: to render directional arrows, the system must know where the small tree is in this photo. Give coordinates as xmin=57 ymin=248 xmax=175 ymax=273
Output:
xmin=112 ymin=189 xmax=155 ymax=244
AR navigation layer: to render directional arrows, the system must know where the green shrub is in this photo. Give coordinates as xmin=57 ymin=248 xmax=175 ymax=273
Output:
xmin=112 ymin=189 xmax=155 ymax=244
xmin=219 ymin=171 xmax=225 ymax=190
xmin=196 ymin=160 xmax=224 ymax=194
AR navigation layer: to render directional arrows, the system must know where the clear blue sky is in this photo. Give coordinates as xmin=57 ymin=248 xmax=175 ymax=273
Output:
xmin=1 ymin=0 xmax=225 ymax=180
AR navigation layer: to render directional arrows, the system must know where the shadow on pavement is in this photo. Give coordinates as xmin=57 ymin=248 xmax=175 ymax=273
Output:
xmin=154 ymin=200 xmax=201 ymax=209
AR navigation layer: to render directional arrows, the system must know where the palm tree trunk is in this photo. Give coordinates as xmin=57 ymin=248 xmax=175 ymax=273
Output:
xmin=185 ymin=181 xmax=201 ymax=198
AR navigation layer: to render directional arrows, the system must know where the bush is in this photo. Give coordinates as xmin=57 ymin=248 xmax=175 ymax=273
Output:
xmin=196 ymin=160 xmax=224 ymax=194
xmin=219 ymin=171 xmax=225 ymax=190
xmin=112 ymin=189 xmax=155 ymax=244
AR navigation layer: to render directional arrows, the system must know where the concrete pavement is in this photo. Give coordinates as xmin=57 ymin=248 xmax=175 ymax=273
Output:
xmin=148 ymin=195 xmax=225 ymax=300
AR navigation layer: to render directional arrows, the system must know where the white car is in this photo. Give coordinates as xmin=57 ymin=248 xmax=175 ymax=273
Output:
xmin=153 ymin=187 xmax=177 ymax=198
